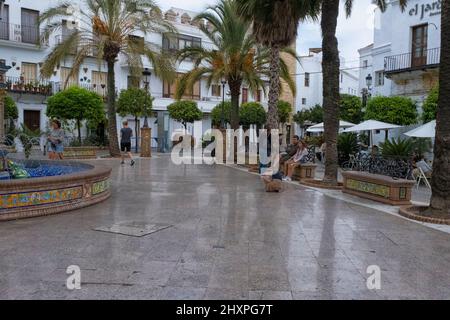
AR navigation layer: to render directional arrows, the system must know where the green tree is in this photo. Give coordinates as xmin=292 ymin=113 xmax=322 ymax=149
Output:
xmin=211 ymin=102 xmax=232 ymax=128
xmin=39 ymin=0 xmax=175 ymax=156
xmin=168 ymin=101 xmax=203 ymax=130
xmin=239 ymin=102 xmax=266 ymax=128
xmin=277 ymin=100 xmax=293 ymax=124
xmin=117 ymin=88 xmax=154 ymax=151
xmin=47 ymin=87 xmax=105 ymax=143
xmin=236 ymin=0 xmax=320 ymax=130
xmin=176 ymin=0 xmax=297 ymax=130
xmin=293 ymin=104 xmax=323 ymax=127
xmin=340 ymin=94 xmax=363 ymax=124
xmin=365 ymin=96 xmax=418 ymax=125
xmin=422 ymin=86 xmax=438 ymax=123
xmin=4 ymin=96 xmax=18 ymax=120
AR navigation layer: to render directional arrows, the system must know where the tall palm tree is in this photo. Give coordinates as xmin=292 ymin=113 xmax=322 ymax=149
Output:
xmin=236 ymin=0 xmax=321 ymax=130
xmin=38 ymin=0 xmax=175 ymax=156
xmin=176 ymin=0 xmax=297 ymax=130
xmin=429 ymin=1 xmax=450 ymax=215
xmin=320 ymin=0 xmax=408 ymax=185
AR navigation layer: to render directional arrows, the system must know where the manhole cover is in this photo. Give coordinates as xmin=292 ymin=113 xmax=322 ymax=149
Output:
xmin=93 ymin=222 xmax=172 ymax=237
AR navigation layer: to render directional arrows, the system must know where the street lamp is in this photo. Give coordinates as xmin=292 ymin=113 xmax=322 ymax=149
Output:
xmin=221 ymin=79 xmax=227 ymax=129
xmin=362 ymin=73 xmax=373 ymax=111
xmin=142 ymin=68 xmax=152 ymax=128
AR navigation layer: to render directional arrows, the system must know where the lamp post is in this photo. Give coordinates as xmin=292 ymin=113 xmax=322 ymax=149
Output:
xmin=141 ymin=68 xmax=152 ymax=158
xmin=361 ymin=73 xmax=373 ymax=111
xmin=221 ymin=79 xmax=227 ymax=129
xmin=0 ymin=59 xmax=12 ymax=142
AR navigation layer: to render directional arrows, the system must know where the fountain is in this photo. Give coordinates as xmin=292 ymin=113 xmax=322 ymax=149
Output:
xmin=0 ymin=150 xmax=112 ymax=221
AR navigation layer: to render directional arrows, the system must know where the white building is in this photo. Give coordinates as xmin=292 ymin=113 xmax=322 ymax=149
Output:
xmin=296 ymin=48 xmax=360 ymax=112
xmin=0 ymin=0 xmax=269 ymax=152
xmin=358 ymin=0 xmax=441 ymax=105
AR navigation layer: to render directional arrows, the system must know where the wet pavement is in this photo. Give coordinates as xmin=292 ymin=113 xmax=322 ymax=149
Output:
xmin=0 ymin=155 xmax=449 ymax=300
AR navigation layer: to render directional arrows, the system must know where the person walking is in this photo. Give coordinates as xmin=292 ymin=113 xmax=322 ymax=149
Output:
xmin=120 ymin=121 xmax=135 ymax=166
xmin=47 ymin=119 xmax=65 ymax=160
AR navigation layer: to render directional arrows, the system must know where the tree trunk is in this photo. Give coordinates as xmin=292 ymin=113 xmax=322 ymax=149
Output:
xmin=267 ymin=44 xmax=281 ymax=131
xmin=106 ymin=60 xmax=121 ymax=157
xmin=321 ymin=0 xmax=341 ymax=186
xmin=429 ymin=1 xmax=450 ymax=215
xmin=77 ymin=119 xmax=82 ymax=144
xmin=228 ymin=79 xmax=242 ymax=130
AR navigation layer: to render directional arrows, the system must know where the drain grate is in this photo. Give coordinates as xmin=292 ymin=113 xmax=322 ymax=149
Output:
xmin=93 ymin=222 xmax=172 ymax=237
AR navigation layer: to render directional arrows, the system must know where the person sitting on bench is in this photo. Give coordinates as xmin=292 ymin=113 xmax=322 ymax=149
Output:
xmin=283 ymin=140 xmax=309 ymax=182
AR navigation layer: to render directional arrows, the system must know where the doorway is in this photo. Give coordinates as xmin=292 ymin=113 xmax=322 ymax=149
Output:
xmin=411 ymin=24 xmax=428 ymax=68
xmin=24 ymin=110 xmax=41 ymax=131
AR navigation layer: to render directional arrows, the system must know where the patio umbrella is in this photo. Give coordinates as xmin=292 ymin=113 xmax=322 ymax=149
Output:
xmin=404 ymin=120 xmax=436 ymax=138
xmin=344 ymin=120 xmax=402 ymax=147
xmin=306 ymin=120 xmax=355 ymax=133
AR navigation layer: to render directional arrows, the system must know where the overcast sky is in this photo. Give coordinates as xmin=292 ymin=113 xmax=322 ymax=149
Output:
xmin=159 ymin=0 xmax=377 ymax=67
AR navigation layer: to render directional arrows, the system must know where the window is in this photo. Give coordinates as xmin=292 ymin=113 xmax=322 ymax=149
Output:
xmin=61 ymin=67 xmax=79 ymax=88
xmin=375 ymin=71 xmax=385 ymax=87
xmin=412 ymin=24 xmax=428 ymax=67
xmin=242 ymin=88 xmax=248 ymax=104
xmin=304 ymin=73 xmax=310 ymax=87
xmin=92 ymin=71 xmax=108 ymax=96
xmin=128 ymin=35 xmax=145 ymax=55
xmin=21 ymin=62 xmax=37 ymax=82
xmin=363 ymin=60 xmax=368 ymax=68
xmin=162 ymin=34 xmax=202 ymax=52
xmin=21 ymin=8 xmax=39 ymax=44
xmin=211 ymin=84 xmax=221 ymax=97
xmin=256 ymin=90 xmax=262 ymax=102
xmin=0 ymin=4 xmax=9 ymax=40
xmin=127 ymin=76 xmax=141 ymax=89
xmin=163 ymin=73 xmax=201 ymax=100
xmin=302 ymin=98 xmax=307 ymax=105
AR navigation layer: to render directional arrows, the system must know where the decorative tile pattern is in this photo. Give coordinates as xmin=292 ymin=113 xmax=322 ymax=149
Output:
xmin=346 ymin=179 xmax=390 ymax=198
xmin=0 ymin=186 xmax=83 ymax=210
xmin=92 ymin=179 xmax=110 ymax=195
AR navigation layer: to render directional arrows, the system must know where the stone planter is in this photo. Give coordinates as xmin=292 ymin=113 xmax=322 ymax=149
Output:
xmin=292 ymin=163 xmax=317 ymax=181
xmin=342 ymin=171 xmax=414 ymax=206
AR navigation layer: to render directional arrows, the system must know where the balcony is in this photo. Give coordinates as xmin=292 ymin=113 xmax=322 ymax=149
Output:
xmin=0 ymin=21 xmax=47 ymax=47
xmin=384 ymin=47 xmax=440 ymax=75
xmin=54 ymin=35 xmax=98 ymax=56
xmin=4 ymin=76 xmax=53 ymax=96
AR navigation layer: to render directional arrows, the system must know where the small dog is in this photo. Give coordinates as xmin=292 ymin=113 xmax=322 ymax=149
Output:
xmin=261 ymin=175 xmax=283 ymax=193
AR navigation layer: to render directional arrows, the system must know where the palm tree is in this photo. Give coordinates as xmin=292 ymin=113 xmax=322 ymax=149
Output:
xmin=320 ymin=0 xmax=408 ymax=185
xmin=236 ymin=0 xmax=321 ymax=130
xmin=38 ymin=0 xmax=175 ymax=156
xmin=429 ymin=1 xmax=450 ymax=215
xmin=176 ymin=0 xmax=297 ymax=130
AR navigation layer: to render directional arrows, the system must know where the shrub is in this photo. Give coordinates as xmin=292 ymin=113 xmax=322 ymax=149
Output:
xmin=293 ymin=104 xmax=323 ymax=126
xmin=47 ymin=86 xmax=105 ymax=143
xmin=277 ymin=100 xmax=292 ymax=124
xmin=239 ymin=102 xmax=266 ymax=128
xmin=380 ymin=138 xmax=414 ymax=160
xmin=340 ymin=94 xmax=363 ymax=124
xmin=211 ymin=102 xmax=231 ymax=127
xmin=117 ymin=88 xmax=153 ymax=118
xmin=4 ymin=96 xmax=18 ymax=120
xmin=167 ymin=100 xmax=203 ymax=129
xmin=422 ymin=87 xmax=438 ymax=123
xmin=365 ymin=96 xmax=418 ymax=125
xmin=338 ymin=133 xmax=358 ymax=164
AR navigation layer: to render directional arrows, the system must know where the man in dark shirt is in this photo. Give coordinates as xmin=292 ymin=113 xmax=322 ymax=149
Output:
xmin=120 ymin=121 xmax=135 ymax=166
xmin=280 ymin=135 xmax=300 ymax=173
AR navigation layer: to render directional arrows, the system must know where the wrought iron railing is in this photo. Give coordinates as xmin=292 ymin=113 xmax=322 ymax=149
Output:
xmin=4 ymin=76 xmax=53 ymax=95
xmin=384 ymin=47 xmax=440 ymax=73
xmin=0 ymin=21 xmax=47 ymax=46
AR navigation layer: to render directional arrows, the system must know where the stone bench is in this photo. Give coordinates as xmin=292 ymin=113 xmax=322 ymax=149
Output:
xmin=63 ymin=147 xmax=98 ymax=159
xmin=292 ymin=163 xmax=317 ymax=181
xmin=342 ymin=171 xmax=415 ymax=206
